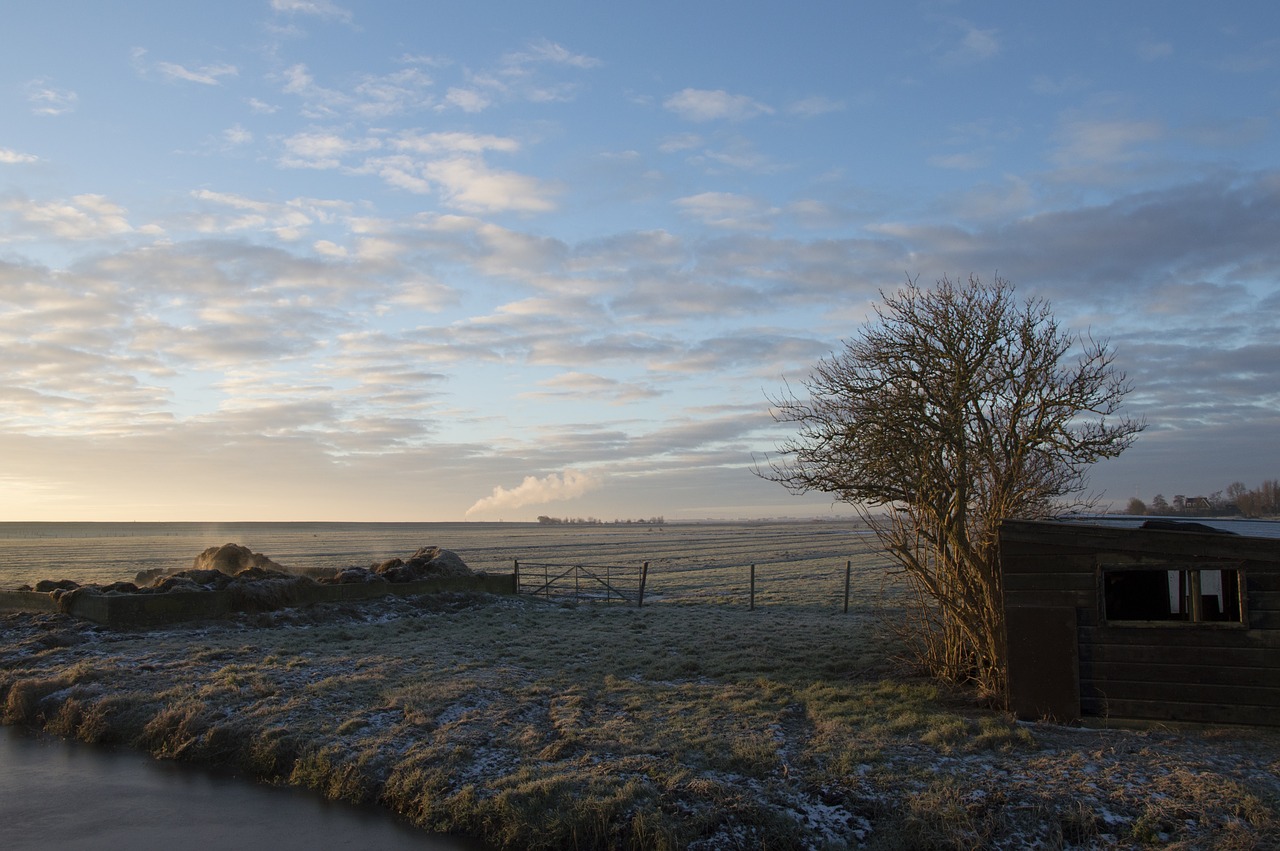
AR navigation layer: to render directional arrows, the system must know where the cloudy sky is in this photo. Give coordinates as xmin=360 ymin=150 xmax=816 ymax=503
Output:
xmin=1 ymin=1 xmax=1277 ymax=522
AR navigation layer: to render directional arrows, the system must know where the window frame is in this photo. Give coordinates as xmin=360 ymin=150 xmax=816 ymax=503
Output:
xmin=1099 ymin=561 xmax=1247 ymax=628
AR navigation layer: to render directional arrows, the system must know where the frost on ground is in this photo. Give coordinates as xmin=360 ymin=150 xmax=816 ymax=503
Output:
xmin=2 ymin=594 xmax=1278 ymax=850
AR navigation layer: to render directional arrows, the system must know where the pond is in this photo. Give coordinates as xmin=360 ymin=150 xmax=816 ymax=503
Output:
xmin=0 ymin=725 xmax=486 ymax=850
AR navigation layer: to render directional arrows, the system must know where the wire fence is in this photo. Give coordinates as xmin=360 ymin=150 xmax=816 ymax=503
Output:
xmin=512 ymin=530 xmax=892 ymax=610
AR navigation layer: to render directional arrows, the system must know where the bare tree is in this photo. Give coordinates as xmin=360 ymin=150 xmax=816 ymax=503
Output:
xmin=762 ymin=275 xmax=1144 ymax=697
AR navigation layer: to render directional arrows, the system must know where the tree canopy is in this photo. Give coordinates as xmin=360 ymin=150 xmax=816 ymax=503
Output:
xmin=763 ymin=275 xmax=1144 ymax=695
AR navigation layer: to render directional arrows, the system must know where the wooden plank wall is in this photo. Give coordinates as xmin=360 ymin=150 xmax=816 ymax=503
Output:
xmin=1000 ymin=520 xmax=1280 ymax=727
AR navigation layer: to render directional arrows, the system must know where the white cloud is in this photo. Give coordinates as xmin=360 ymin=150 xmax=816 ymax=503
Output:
xmin=278 ymin=63 xmax=352 ymax=117
xmin=664 ymin=88 xmax=773 ymax=122
xmin=279 ymin=131 xmax=381 ymax=169
xmin=424 ymin=156 xmax=556 ymax=213
xmin=156 ymin=60 xmax=239 ymax=86
xmin=313 ymin=239 xmax=347 ymax=257
xmin=675 ymin=192 xmax=774 ymax=230
xmin=4 ymin=194 xmax=135 ymax=240
xmin=223 ymin=124 xmax=253 ymax=146
xmin=391 ymin=131 xmax=520 ymax=155
xmin=658 ymin=133 xmax=702 ymax=153
xmin=363 ymin=155 xmax=434 ymax=193
xmin=279 ymin=63 xmax=435 ymax=119
xmin=0 ymin=148 xmax=39 ymax=164
xmin=189 ymin=190 xmax=333 ymax=240
xmin=524 ymin=371 xmax=660 ymax=403
xmin=351 ymin=68 xmax=435 ymax=118
xmin=465 ymin=469 xmax=601 ymax=516
xmin=694 ymin=142 xmax=781 ymax=174
xmin=23 ymin=79 xmax=78 ymax=116
xmin=444 ymin=87 xmax=492 ymax=113
xmin=1051 ymin=117 xmax=1163 ymax=168
xmin=503 ymin=39 xmax=601 ymax=71
xmin=271 ymin=0 xmax=352 ymax=23
xmin=940 ymin=21 xmax=1000 ymax=65
xmin=788 ymin=95 xmax=845 ymax=118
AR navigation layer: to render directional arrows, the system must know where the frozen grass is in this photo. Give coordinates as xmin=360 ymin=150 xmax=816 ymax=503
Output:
xmin=2 ymin=523 xmax=1279 ymax=849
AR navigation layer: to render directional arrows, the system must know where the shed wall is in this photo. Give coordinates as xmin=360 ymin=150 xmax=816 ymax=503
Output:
xmin=1000 ymin=520 xmax=1280 ymax=726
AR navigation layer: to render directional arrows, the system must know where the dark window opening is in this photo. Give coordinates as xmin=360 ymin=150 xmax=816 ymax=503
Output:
xmin=1103 ymin=565 xmax=1243 ymax=624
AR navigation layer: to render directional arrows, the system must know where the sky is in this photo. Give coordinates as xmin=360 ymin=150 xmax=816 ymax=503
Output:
xmin=1 ymin=1 xmax=1277 ymax=522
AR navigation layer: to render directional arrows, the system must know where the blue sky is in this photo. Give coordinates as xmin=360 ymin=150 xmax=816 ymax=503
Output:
xmin=1 ymin=0 xmax=1277 ymax=521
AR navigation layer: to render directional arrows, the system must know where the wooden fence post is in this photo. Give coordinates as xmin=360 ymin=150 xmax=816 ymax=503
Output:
xmin=844 ymin=559 xmax=851 ymax=614
xmin=749 ymin=564 xmax=756 ymax=611
xmin=638 ymin=562 xmax=648 ymax=608
xmin=514 ymin=559 xmax=520 ymax=595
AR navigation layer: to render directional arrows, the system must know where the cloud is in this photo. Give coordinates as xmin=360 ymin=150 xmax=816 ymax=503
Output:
xmin=658 ymin=133 xmax=702 ymax=153
xmin=503 ymin=39 xmax=600 ymax=71
xmin=939 ymin=20 xmax=1000 ymax=65
xmin=23 ymin=79 xmax=78 ymax=116
xmin=423 ymin=156 xmax=557 ymax=213
xmin=188 ymin=190 xmax=348 ymax=240
xmin=352 ymin=68 xmax=436 ymax=118
xmin=664 ymin=88 xmax=773 ymax=122
xmin=3 ymin=194 xmax=139 ymax=240
xmin=1049 ymin=116 xmax=1163 ymax=172
xmin=277 ymin=63 xmax=436 ymax=119
xmin=279 ymin=130 xmax=382 ymax=169
xmin=465 ymin=469 xmax=601 ymax=517
xmin=271 ymin=0 xmax=353 ymax=23
xmin=787 ymin=95 xmax=845 ymax=118
xmin=444 ymin=87 xmax=492 ymax=112
xmin=223 ymin=124 xmax=253 ymax=146
xmin=675 ymin=192 xmax=774 ymax=230
xmin=0 ymin=148 xmax=39 ymax=165
xmin=156 ymin=60 xmax=239 ymax=86
xmin=691 ymin=141 xmax=782 ymax=174
xmin=523 ymin=371 xmax=660 ymax=403
xmin=391 ymin=131 xmax=520 ymax=155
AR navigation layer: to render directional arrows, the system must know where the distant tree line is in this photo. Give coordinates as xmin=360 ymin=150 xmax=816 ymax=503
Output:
xmin=536 ymin=515 xmax=665 ymax=526
xmin=1125 ymin=479 xmax=1279 ymax=518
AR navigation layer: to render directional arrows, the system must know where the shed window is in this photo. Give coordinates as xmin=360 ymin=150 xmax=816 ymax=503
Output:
xmin=1103 ymin=564 xmax=1244 ymax=624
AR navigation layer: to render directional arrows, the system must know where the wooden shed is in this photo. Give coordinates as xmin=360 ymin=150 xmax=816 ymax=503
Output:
xmin=999 ymin=518 xmax=1280 ymax=726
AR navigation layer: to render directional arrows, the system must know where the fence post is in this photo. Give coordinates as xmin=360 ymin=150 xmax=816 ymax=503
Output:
xmin=544 ymin=563 xmax=550 ymax=601
xmin=638 ymin=561 xmax=649 ymax=607
xmin=514 ymin=559 xmax=520 ymax=596
xmin=574 ymin=565 xmax=580 ymax=603
xmin=844 ymin=559 xmax=851 ymax=614
xmin=749 ymin=564 xmax=756 ymax=611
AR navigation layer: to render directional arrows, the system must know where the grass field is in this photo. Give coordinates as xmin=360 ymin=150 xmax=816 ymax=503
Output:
xmin=2 ymin=522 xmax=1278 ymax=849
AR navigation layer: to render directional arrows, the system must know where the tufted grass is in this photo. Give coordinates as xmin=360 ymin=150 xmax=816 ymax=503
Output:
xmin=2 ymin=522 xmax=1277 ymax=849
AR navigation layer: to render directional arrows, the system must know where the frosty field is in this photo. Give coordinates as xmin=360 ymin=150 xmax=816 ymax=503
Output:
xmin=2 ymin=521 xmax=1278 ymax=849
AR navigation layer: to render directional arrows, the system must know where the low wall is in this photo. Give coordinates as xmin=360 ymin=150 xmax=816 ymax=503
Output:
xmin=0 ymin=574 xmax=516 ymax=628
